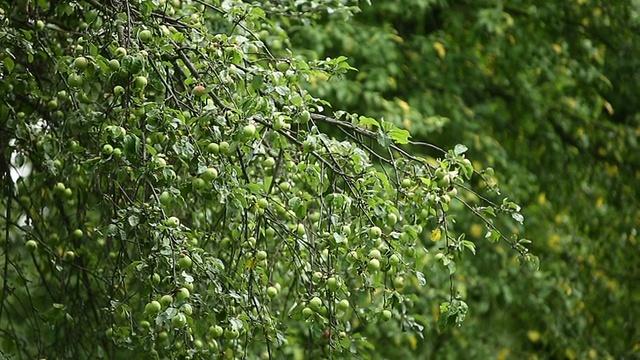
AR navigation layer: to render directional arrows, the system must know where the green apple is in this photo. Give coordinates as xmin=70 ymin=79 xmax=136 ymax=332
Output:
xmin=166 ymin=216 xmax=180 ymax=228
xmin=336 ymin=299 xmax=349 ymax=311
xmin=108 ymin=59 xmax=120 ymax=71
xmin=36 ymin=20 xmax=45 ymax=30
xmin=176 ymin=287 xmax=190 ymax=300
xmin=171 ymin=313 xmax=187 ymax=327
xmin=47 ymin=99 xmax=58 ymax=109
xmin=242 ymin=124 xmax=256 ymax=138
xmin=68 ymin=73 xmax=83 ymax=88
xmin=133 ymin=75 xmax=147 ymax=89
xmin=138 ymin=29 xmax=152 ymax=42
xmin=159 ymin=191 xmax=172 ymax=206
xmin=209 ymin=325 xmax=224 ymax=337
xmin=393 ymin=276 xmax=405 ymax=289
xmin=327 ymin=277 xmax=339 ymax=292
xmin=192 ymin=177 xmax=206 ymax=190
xmin=256 ymin=250 xmax=268 ymax=261
xmin=206 ymin=142 xmax=219 ymax=154
xmin=64 ymin=251 xmax=76 ymax=261
xmin=73 ymin=56 xmax=88 ymax=70
xmin=25 ymin=240 xmax=38 ymax=253
xmin=72 ymin=229 xmax=83 ymax=239
xmin=276 ymin=61 xmax=290 ymax=72
xmin=266 ymin=286 xmax=278 ymax=298
xmin=296 ymin=224 xmax=306 ymax=237
xmin=202 ymin=168 xmax=218 ymax=181
xmin=309 ymin=296 xmax=322 ymax=311
xmin=115 ymin=47 xmax=127 ymax=57
xmin=139 ymin=320 xmax=151 ymax=329
xmin=178 ymin=255 xmax=193 ymax=269
xmin=369 ymin=226 xmax=382 ymax=239
xmin=368 ymin=249 xmax=382 ymax=260
xmin=368 ymin=258 xmax=381 ymax=272
xmin=54 ymin=182 xmax=66 ymax=194
xmin=102 ymin=144 xmax=114 ymax=156
xmin=145 ymin=300 xmax=162 ymax=314
xmin=263 ymin=157 xmax=276 ymax=168
xmin=160 ymin=294 xmax=173 ymax=307
xmin=298 ymin=110 xmax=311 ymax=123
xmin=389 ymin=253 xmax=401 ymax=266
xmin=381 ymin=309 xmax=392 ymax=321
xmin=224 ymin=328 xmax=239 ymax=339
xmin=302 ymin=307 xmax=314 ymax=318
xmin=387 ymin=213 xmax=398 ymax=226
xmin=113 ymin=85 xmax=125 ymax=96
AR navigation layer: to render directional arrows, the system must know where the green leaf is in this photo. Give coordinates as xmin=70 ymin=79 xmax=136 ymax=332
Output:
xmin=453 ymin=144 xmax=468 ymax=155
xmin=388 ymin=127 xmax=411 ymax=144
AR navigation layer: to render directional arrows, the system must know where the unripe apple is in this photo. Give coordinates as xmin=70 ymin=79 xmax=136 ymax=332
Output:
xmin=368 ymin=249 xmax=382 ymax=260
xmin=133 ymin=75 xmax=148 ymax=89
xmin=393 ymin=276 xmax=405 ymax=289
xmin=64 ymin=251 xmax=76 ymax=261
xmin=296 ymin=224 xmax=306 ymax=237
xmin=202 ymin=168 xmax=218 ymax=181
xmin=102 ymin=144 xmax=114 ymax=156
xmin=387 ymin=213 xmax=398 ymax=226
xmin=369 ymin=226 xmax=382 ymax=239
xmin=327 ymin=277 xmax=339 ymax=291
xmin=302 ymin=307 xmax=313 ymax=318
xmin=171 ymin=313 xmax=187 ymax=327
xmin=138 ymin=29 xmax=152 ymax=43
xmin=108 ymin=59 xmax=120 ymax=71
xmin=178 ymin=256 xmax=193 ymax=269
xmin=145 ymin=300 xmax=162 ymax=314
xmin=389 ymin=253 xmax=401 ymax=266
xmin=263 ymin=157 xmax=276 ymax=168
xmin=309 ymin=296 xmax=322 ymax=311
xmin=206 ymin=142 xmax=219 ymax=154
xmin=336 ymin=299 xmax=349 ymax=311
xmin=159 ymin=191 xmax=172 ymax=206
xmin=115 ymin=47 xmax=127 ymax=57
xmin=256 ymin=250 xmax=267 ymax=261
xmin=266 ymin=286 xmax=278 ymax=298
xmin=368 ymin=258 xmax=381 ymax=272
xmin=176 ymin=286 xmax=191 ymax=301
xmin=36 ymin=20 xmax=45 ymax=30
xmin=68 ymin=73 xmax=83 ymax=88
xmin=25 ymin=240 xmax=38 ymax=253
xmin=209 ymin=325 xmax=224 ymax=337
xmin=276 ymin=61 xmax=290 ymax=72
xmin=298 ymin=110 xmax=311 ymax=123
xmin=113 ymin=85 xmax=125 ymax=96
xmin=381 ymin=309 xmax=392 ymax=321
xmin=72 ymin=229 xmax=83 ymax=239
xmin=73 ymin=56 xmax=88 ymax=70
xmin=166 ymin=216 xmax=180 ymax=228
xmin=242 ymin=124 xmax=256 ymax=138
xmin=160 ymin=294 xmax=174 ymax=307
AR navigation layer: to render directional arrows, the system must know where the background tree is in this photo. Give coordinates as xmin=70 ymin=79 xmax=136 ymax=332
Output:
xmin=0 ymin=1 xmax=536 ymax=359
xmin=289 ymin=0 xmax=640 ymax=358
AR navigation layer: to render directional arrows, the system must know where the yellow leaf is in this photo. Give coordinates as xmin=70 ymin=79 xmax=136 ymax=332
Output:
xmin=430 ymin=228 xmax=441 ymax=242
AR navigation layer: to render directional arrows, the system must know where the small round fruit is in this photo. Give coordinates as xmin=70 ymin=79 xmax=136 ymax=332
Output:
xmin=145 ymin=300 xmax=162 ymax=314
xmin=393 ymin=276 xmax=405 ymax=289
xmin=47 ymin=99 xmax=58 ymax=110
xmin=158 ymin=331 xmax=168 ymax=341
xmin=68 ymin=73 xmax=83 ymax=88
xmin=242 ymin=124 xmax=256 ymax=138
xmin=266 ymin=286 xmax=278 ymax=298
xmin=172 ymin=313 xmax=187 ymax=327
xmin=25 ymin=240 xmax=38 ymax=253
xmin=206 ymin=143 xmax=219 ymax=154
xmin=278 ymin=182 xmax=291 ymax=191
xmin=209 ymin=325 xmax=224 ymax=337
xmin=133 ymin=75 xmax=148 ymax=89
xmin=389 ymin=254 xmax=401 ymax=266
xmin=256 ymin=198 xmax=269 ymax=210
xmin=64 ymin=251 xmax=76 ymax=261
xmin=298 ymin=110 xmax=311 ymax=123
xmin=115 ymin=47 xmax=127 ymax=57
xmin=346 ymin=251 xmax=358 ymax=263
xmin=381 ymin=309 xmax=392 ymax=321
xmin=139 ymin=320 xmax=151 ymax=329
xmin=176 ymin=287 xmax=190 ymax=300
xmin=180 ymin=303 xmax=193 ymax=315
xmin=178 ymin=255 xmax=193 ymax=269
xmin=263 ymin=157 xmax=276 ymax=168
xmin=309 ymin=296 xmax=322 ymax=311
xmin=256 ymin=250 xmax=268 ymax=261
xmin=54 ymin=182 xmax=66 ymax=194
xmin=368 ymin=258 xmax=381 ymax=272
xmin=113 ymin=85 xmax=125 ymax=96
xmin=192 ymin=85 xmax=206 ymax=96
xmin=166 ymin=216 xmax=180 ymax=228
xmin=326 ymin=277 xmax=339 ymax=292
xmin=218 ymin=141 xmax=230 ymax=154
xmin=192 ymin=177 xmax=206 ymax=190
xmin=151 ymin=273 xmax=161 ymax=284
xmin=387 ymin=213 xmax=398 ymax=226
xmin=369 ymin=226 xmax=382 ymax=239
xmin=276 ymin=61 xmax=290 ymax=72
xmin=73 ymin=56 xmax=89 ymax=70
xmin=72 ymin=229 xmax=83 ymax=239
xmin=159 ymin=191 xmax=172 ymax=206
xmin=401 ymin=178 xmax=412 ymax=188
xmin=160 ymin=294 xmax=174 ymax=307
xmin=102 ymin=144 xmax=114 ymax=156
xmin=336 ymin=299 xmax=349 ymax=311
xmin=138 ymin=29 xmax=152 ymax=42
xmin=302 ymin=307 xmax=314 ymax=318
xmin=36 ymin=20 xmax=45 ymax=30
xmin=368 ymin=249 xmax=382 ymax=260
xmin=224 ymin=328 xmax=239 ymax=339
xmin=200 ymin=168 xmax=219 ymax=183
xmin=108 ymin=59 xmax=120 ymax=71
xmin=296 ymin=224 xmax=306 ymax=237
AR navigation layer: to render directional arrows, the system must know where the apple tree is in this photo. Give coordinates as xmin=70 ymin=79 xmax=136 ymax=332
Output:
xmin=0 ymin=0 xmax=536 ymax=358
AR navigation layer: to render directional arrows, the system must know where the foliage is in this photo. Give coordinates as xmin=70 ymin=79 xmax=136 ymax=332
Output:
xmin=289 ymin=0 xmax=640 ymax=358
xmin=0 ymin=0 xmax=537 ymax=359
